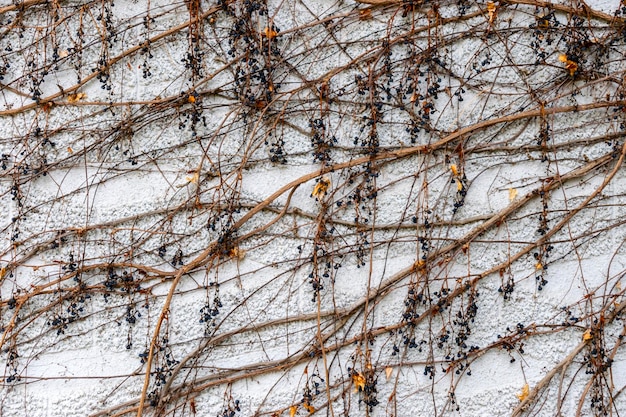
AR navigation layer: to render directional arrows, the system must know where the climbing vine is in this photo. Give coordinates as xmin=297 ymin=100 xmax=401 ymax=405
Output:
xmin=1 ymin=0 xmax=626 ymax=416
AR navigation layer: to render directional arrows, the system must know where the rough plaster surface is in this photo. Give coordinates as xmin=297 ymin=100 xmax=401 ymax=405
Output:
xmin=0 ymin=0 xmax=625 ymax=416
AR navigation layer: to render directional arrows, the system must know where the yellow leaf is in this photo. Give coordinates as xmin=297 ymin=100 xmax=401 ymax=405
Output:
xmin=456 ymin=178 xmax=463 ymax=192
xmin=67 ymin=92 xmax=87 ymax=103
xmin=535 ymin=262 xmax=543 ymax=270
xmin=558 ymin=54 xmax=568 ymax=63
xmin=186 ymin=172 xmax=199 ymax=184
xmin=303 ymin=403 xmax=315 ymax=413
xmin=312 ymin=177 xmax=331 ymax=199
xmin=583 ymin=329 xmax=593 ymax=341
xmin=516 ymin=383 xmax=529 ymax=402
xmin=509 ymin=187 xmax=517 ymax=201
xmin=352 ymin=372 xmax=366 ymax=392
xmin=450 ymin=164 xmax=458 ymax=176
xmin=289 ymin=405 xmax=297 ymax=417
xmin=385 ymin=366 xmax=393 ymax=380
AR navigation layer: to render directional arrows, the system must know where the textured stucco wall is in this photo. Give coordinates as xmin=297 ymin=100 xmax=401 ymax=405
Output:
xmin=1 ymin=0 xmax=626 ymax=416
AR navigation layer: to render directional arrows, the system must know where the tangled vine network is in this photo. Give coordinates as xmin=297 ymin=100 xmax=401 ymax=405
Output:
xmin=1 ymin=0 xmax=626 ymax=415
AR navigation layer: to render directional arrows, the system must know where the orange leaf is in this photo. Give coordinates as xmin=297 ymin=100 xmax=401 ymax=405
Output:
xmin=303 ymin=403 xmax=315 ymax=413
xmin=537 ymin=14 xmax=550 ymax=29
xmin=487 ymin=1 xmax=497 ymax=23
xmin=263 ymin=26 xmax=278 ymax=39
xmin=450 ymin=164 xmax=459 ymax=176
xmin=558 ymin=54 xmax=578 ymax=76
xmin=289 ymin=405 xmax=297 ymax=417
xmin=583 ymin=329 xmax=593 ymax=341
xmin=352 ymin=372 xmax=366 ymax=392
xmin=228 ymin=247 xmax=246 ymax=260
xmin=565 ymin=61 xmax=578 ymax=76
xmin=188 ymin=94 xmax=196 ymax=103
xmin=312 ymin=177 xmax=331 ymax=199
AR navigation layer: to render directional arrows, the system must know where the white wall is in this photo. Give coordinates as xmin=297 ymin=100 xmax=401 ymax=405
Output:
xmin=0 ymin=0 xmax=626 ymax=416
